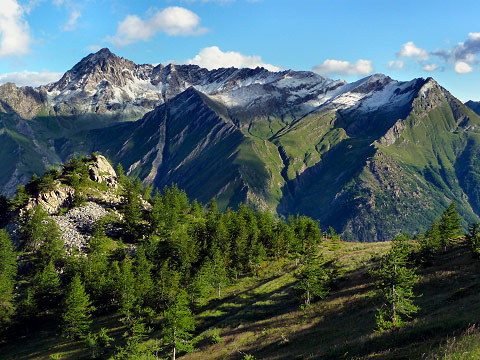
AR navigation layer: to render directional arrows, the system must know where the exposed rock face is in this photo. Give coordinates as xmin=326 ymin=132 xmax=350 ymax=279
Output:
xmin=0 ymin=82 xmax=48 ymax=119
xmin=88 ymin=155 xmax=118 ymax=188
xmin=25 ymin=186 xmax=75 ymax=215
xmin=52 ymin=202 xmax=109 ymax=251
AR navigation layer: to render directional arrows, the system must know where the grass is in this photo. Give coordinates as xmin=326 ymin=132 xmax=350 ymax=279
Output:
xmin=2 ymin=239 xmax=480 ymax=359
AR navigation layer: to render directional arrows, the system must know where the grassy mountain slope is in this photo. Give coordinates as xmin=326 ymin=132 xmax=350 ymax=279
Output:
xmin=2 ymin=239 xmax=480 ymax=360
xmin=276 ymin=80 xmax=480 ymax=241
xmin=3 ymin=76 xmax=480 ymax=242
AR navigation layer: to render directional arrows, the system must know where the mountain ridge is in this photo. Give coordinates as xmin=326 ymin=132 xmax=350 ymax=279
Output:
xmin=2 ymin=48 xmax=480 ymax=241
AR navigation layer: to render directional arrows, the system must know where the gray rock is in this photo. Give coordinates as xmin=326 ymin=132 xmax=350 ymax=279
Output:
xmin=52 ymin=202 xmax=109 ymax=252
xmin=88 ymin=155 xmax=118 ymax=188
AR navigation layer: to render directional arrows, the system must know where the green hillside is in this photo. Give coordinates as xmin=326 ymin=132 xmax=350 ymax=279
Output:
xmin=1 ymin=157 xmax=480 ymax=359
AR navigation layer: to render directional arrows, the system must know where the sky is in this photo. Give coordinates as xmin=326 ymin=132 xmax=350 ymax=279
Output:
xmin=2 ymin=0 xmax=480 ymax=101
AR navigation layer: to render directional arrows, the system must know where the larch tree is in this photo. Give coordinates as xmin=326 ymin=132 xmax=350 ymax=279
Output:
xmin=372 ymin=234 xmax=419 ymax=331
xmin=439 ymin=202 xmax=462 ymax=252
xmin=62 ymin=275 xmax=95 ymax=339
xmin=162 ymin=290 xmax=195 ymax=360
xmin=0 ymin=230 xmax=17 ymax=330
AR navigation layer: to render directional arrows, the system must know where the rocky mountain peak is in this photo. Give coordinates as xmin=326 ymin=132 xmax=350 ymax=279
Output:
xmin=351 ymin=73 xmax=393 ymax=94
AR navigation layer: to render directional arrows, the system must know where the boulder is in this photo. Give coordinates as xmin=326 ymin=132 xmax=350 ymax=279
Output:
xmin=24 ymin=186 xmax=75 ymax=215
xmin=88 ymin=155 xmax=118 ymax=187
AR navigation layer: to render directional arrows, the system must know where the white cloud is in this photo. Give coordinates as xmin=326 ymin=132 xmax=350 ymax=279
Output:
xmin=86 ymin=44 xmax=102 ymax=52
xmin=312 ymin=59 xmax=373 ymax=76
xmin=387 ymin=60 xmax=404 ymax=70
xmin=422 ymin=64 xmax=439 ymax=72
xmin=0 ymin=0 xmax=32 ymax=58
xmin=182 ymin=46 xmax=281 ymax=71
xmin=397 ymin=41 xmax=429 ymax=61
xmin=107 ymin=6 xmax=207 ymax=46
xmin=454 ymin=61 xmax=473 ymax=74
xmin=0 ymin=70 xmax=63 ymax=87
xmin=62 ymin=10 xmax=81 ymax=31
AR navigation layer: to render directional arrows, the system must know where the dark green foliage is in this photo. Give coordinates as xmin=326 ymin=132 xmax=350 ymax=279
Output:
xmin=33 ymin=261 xmax=61 ymax=313
xmin=0 ymin=230 xmax=17 ymax=330
xmin=372 ymin=235 xmax=419 ymax=330
xmin=84 ymin=229 xmax=110 ymax=304
xmin=439 ymin=202 xmax=462 ymax=251
xmin=295 ymin=246 xmax=330 ymax=307
xmin=61 ymin=275 xmax=95 ymax=340
xmin=120 ymin=177 xmax=144 ymax=242
xmin=162 ymin=290 xmax=195 ymax=360
xmin=85 ymin=328 xmax=114 ymax=359
xmin=11 ymin=185 xmax=29 ymax=210
xmin=0 ymin=195 xmax=10 ymax=226
xmin=418 ymin=220 xmax=442 ymax=263
xmin=114 ymin=317 xmax=152 ymax=359
xmin=118 ymin=257 xmax=137 ymax=323
xmin=466 ymin=223 xmax=480 ymax=255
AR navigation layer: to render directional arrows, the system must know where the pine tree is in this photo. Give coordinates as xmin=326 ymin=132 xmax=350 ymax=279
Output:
xmin=84 ymin=230 xmax=110 ymax=303
xmin=134 ymin=247 xmax=154 ymax=307
xmin=466 ymin=223 xmax=480 ymax=255
xmin=120 ymin=178 xmax=144 ymax=242
xmin=34 ymin=260 xmax=61 ymax=313
xmin=419 ymin=220 xmax=442 ymax=263
xmin=162 ymin=290 xmax=195 ymax=360
xmin=439 ymin=202 xmax=462 ymax=252
xmin=295 ymin=246 xmax=330 ymax=307
xmin=62 ymin=275 xmax=95 ymax=339
xmin=372 ymin=235 xmax=419 ymax=330
xmin=118 ymin=257 xmax=137 ymax=323
xmin=0 ymin=230 xmax=17 ymax=330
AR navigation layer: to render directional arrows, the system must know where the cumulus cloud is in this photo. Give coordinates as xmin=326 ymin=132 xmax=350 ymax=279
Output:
xmin=422 ymin=64 xmax=439 ymax=72
xmin=454 ymin=61 xmax=473 ymax=74
xmin=182 ymin=46 xmax=281 ymax=71
xmin=387 ymin=60 xmax=404 ymax=70
xmin=62 ymin=10 xmax=81 ymax=31
xmin=396 ymin=41 xmax=429 ymax=61
xmin=312 ymin=59 xmax=373 ymax=76
xmin=434 ymin=32 xmax=480 ymax=64
xmin=0 ymin=70 xmax=63 ymax=87
xmin=107 ymin=7 xmax=207 ymax=46
xmin=0 ymin=0 xmax=32 ymax=58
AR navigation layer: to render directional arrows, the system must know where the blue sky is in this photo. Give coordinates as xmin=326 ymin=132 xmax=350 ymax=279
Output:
xmin=2 ymin=0 xmax=480 ymax=100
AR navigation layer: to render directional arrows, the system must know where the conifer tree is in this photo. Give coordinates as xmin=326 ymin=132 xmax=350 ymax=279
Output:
xmin=134 ymin=247 xmax=154 ymax=307
xmin=84 ymin=229 xmax=110 ymax=303
xmin=34 ymin=260 xmax=61 ymax=313
xmin=118 ymin=257 xmax=137 ymax=323
xmin=466 ymin=222 xmax=480 ymax=255
xmin=372 ymin=235 xmax=419 ymax=330
xmin=0 ymin=230 xmax=17 ymax=330
xmin=120 ymin=178 xmax=144 ymax=242
xmin=419 ymin=220 xmax=442 ymax=263
xmin=439 ymin=202 xmax=462 ymax=251
xmin=62 ymin=275 xmax=95 ymax=339
xmin=162 ymin=290 xmax=195 ymax=360
xmin=295 ymin=245 xmax=329 ymax=307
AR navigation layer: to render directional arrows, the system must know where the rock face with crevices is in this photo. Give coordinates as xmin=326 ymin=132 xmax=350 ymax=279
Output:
xmin=88 ymin=155 xmax=118 ymax=188
xmin=25 ymin=186 xmax=75 ymax=215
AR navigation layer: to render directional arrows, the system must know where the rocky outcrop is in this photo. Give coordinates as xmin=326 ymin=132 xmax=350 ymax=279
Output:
xmin=52 ymin=202 xmax=109 ymax=251
xmin=0 ymin=82 xmax=48 ymax=119
xmin=88 ymin=155 xmax=118 ymax=188
xmin=25 ymin=185 xmax=75 ymax=215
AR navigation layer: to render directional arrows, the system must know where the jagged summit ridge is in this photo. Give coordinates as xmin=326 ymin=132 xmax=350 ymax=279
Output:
xmin=0 ymin=48 xmax=440 ymax=123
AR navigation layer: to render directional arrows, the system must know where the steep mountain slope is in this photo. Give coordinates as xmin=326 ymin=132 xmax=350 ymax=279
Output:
xmin=465 ymin=100 xmax=480 ymax=115
xmin=2 ymin=48 xmax=480 ymax=241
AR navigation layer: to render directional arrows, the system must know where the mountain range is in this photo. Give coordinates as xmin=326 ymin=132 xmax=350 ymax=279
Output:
xmin=2 ymin=48 xmax=480 ymax=241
